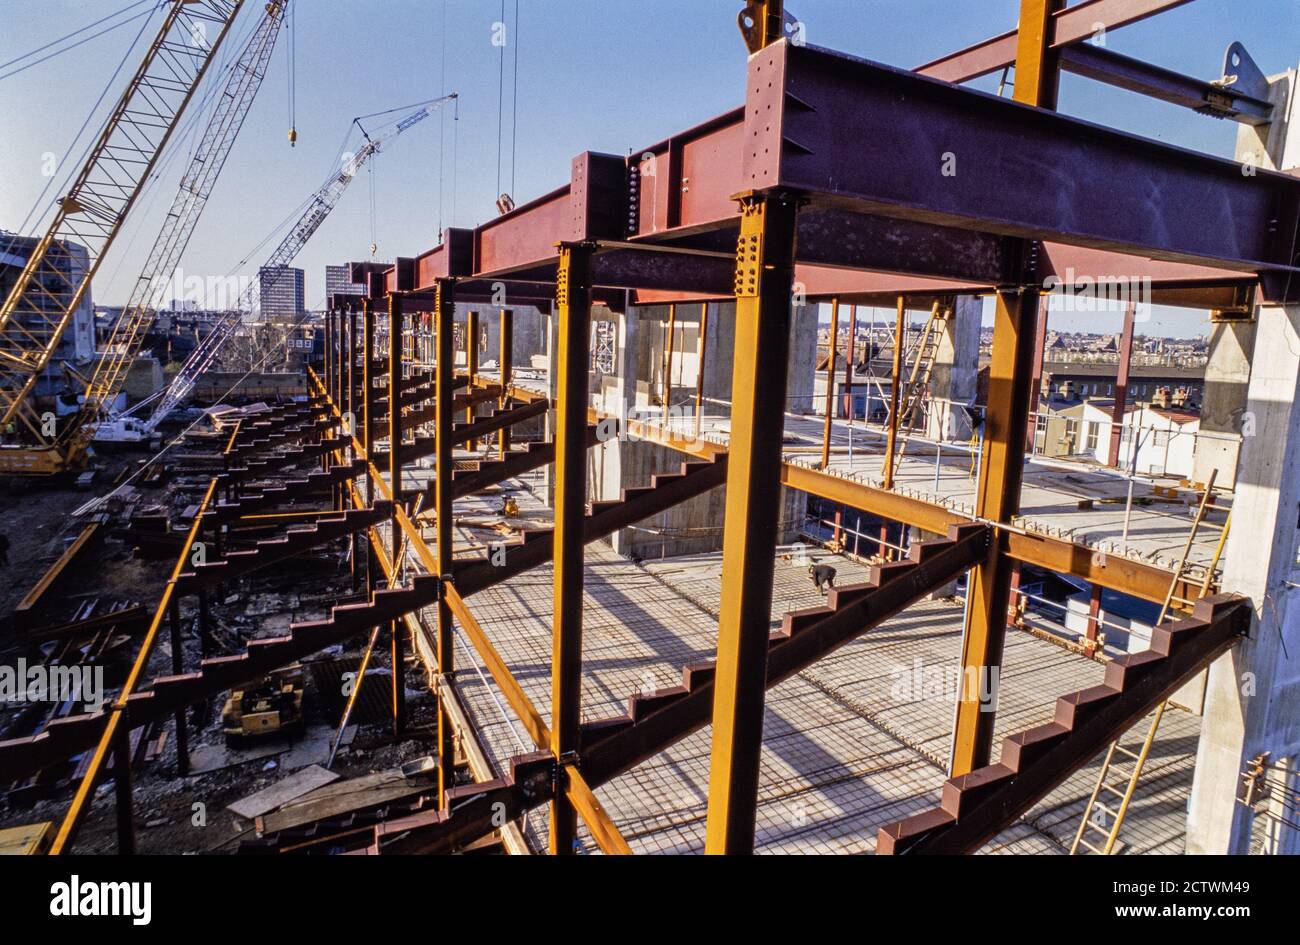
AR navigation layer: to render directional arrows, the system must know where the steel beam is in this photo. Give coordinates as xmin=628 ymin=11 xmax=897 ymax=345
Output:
xmin=1058 ymin=43 xmax=1273 ymax=125
xmin=744 ymin=40 xmax=1300 ymax=281
xmin=704 ymin=190 xmax=799 ymax=854
xmin=914 ymin=0 xmax=1194 ymax=84
xmin=549 ymin=243 xmax=594 ymax=854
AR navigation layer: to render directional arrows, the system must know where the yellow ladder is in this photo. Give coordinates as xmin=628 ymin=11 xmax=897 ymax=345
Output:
xmin=1069 ymin=470 xmax=1229 ymax=854
xmin=887 ymin=303 xmax=945 ymax=480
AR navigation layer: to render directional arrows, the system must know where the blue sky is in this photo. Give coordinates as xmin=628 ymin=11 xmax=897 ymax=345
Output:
xmin=2 ymin=0 xmax=1298 ymax=338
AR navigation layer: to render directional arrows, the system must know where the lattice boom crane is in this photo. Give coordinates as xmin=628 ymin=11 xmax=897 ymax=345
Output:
xmin=0 ymin=0 xmax=247 ymax=475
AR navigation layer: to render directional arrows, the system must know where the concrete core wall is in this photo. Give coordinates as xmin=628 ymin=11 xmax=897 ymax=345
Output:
xmin=926 ymin=295 xmax=981 ymax=442
xmin=1192 ymin=319 xmax=1255 ymax=490
xmin=589 ymin=300 xmax=815 ymax=558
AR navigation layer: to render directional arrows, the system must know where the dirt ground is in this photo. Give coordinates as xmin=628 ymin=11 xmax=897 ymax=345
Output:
xmin=0 ymin=445 xmax=445 ymax=854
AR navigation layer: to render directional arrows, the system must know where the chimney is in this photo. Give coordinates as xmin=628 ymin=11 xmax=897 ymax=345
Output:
xmin=1151 ymin=386 xmax=1171 ymax=408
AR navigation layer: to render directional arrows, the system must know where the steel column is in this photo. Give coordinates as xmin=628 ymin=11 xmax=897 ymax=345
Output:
xmin=168 ymin=595 xmax=187 ymax=777
xmin=1108 ymin=301 xmax=1137 ymax=466
xmin=882 ymin=296 xmax=905 ymax=490
xmin=950 ymin=0 xmax=1060 ymax=778
xmin=465 ymin=310 xmax=480 ymax=450
xmin=821 ymin=298 xmax=839 ymax=469
xmin=695 ymin=302 xmax=709 ymax=441
xmin=1026 ymin=296 xmax=1049 ymax=445
xmin=662 ymin=302 xmax=676 ymax=407
xmin=549 ymin=243 xmax=593 ymax=855
xmin=113 ymin=724 xmax=134 ymax=854
xmin=434 ymin=278 xmax=457 ymax=807
xmin=843 ymin=304 xmax=856 ymax=420
xmin=704 ymin=191 xmax=799 ymax=854
xmin=363 ymin=299 xmax=375 ymax=509
xmin=388 ymin=292 xmax=405 ymax=736
xmin=498 ymin=308 xmax=513 ymax=459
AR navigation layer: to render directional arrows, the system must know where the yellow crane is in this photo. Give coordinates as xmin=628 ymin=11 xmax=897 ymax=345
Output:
xmin=0 ymin=0 xmax=248 ymax=476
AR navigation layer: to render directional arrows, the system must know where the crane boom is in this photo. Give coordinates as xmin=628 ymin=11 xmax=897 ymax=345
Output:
xmin=0 ymin=0 xmax=246 ymax=474
xmin=147 ymin=93 xmax=458 ymax=428
xmin=61 ymin=0 xmax=291 ymax=461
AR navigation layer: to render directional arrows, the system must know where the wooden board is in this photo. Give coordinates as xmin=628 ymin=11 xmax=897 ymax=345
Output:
xmin=228 ymin=764 xmax=339 ymax=821
xmin=256 ymin=769 xmax=431 ymax=835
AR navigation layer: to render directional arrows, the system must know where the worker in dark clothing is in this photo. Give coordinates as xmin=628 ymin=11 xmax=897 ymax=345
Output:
xmin=808 ymin=562 xmax=836 ymax=595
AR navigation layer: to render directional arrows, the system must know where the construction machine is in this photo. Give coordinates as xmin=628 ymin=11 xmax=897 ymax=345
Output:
xmin=143 ymin=93 xmax=459 ymax=430
xmin=0 ymin=0 xmax=251 ymax=476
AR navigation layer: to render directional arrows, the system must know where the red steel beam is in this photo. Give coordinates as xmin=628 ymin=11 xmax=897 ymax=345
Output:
xmin=914 ymin=0 xmax=1195 ymax=84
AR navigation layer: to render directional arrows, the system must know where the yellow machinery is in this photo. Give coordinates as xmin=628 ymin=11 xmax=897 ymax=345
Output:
xmin=0 ymin=821 xmax=54 ymax=855
xmin=221 ymin=665 xmax=305 ymax=744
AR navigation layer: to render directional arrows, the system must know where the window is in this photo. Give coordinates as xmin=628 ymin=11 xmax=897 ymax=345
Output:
xmin=1036 ymin=415 xmax=1048 ymax=433
xmin=1153 ymin=430 xmax=1169 ymax=448
xmin=1085 ymin=421 xmax=1099 ymax=452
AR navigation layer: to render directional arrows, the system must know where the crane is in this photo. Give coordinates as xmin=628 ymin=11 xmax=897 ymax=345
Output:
xmin=144 ymin=93 xmax=459 ymax=429
xmin=59 ymin=0 xmax=291 ymax=461
xmin=0 ymin=0 xmax=248 ymax=476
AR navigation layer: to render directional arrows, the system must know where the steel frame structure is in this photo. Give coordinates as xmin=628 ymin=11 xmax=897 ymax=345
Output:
xmin=4 ymin=0 xmax=1281 ymax=854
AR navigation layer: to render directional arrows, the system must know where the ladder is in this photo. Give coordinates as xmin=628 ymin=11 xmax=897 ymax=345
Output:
xmin=885 ymin=303 xmax=945 ymax=482
xmin=1069 ymin=470 xmax=1229 ymax=854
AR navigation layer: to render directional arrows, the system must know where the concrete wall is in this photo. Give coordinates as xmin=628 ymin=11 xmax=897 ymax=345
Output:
xmin=1186 ymin=63 xmax=1300 ymax=855
xmin=1192 ymin=319 xmax=1255 ymax=490
xmin=926 ymin=295 xmax=981 ymax=442
xmin=590 ymin=300 xmax=814 ymax=559
xmin=451 ymin=303 xmax=547 ymax=376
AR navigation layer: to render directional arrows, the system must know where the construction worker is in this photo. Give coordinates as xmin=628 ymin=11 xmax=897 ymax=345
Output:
xmin=808 ymin=562 xmax=836 ymax=596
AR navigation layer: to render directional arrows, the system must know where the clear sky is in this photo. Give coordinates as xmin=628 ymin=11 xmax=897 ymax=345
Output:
xmin=3 ymin=0 xmax=1298 ymax=335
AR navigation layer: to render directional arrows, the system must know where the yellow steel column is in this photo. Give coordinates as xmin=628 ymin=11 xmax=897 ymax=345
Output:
xmin=704 ymin=191 xmax=799 ymax=854
xmin=434 ymin=278 xmax=456 ymax=806
xmin=694 ymin=302 xmax=709 ymax=442
xmin=497 ymin=308 xmax=513 ymax=459
xmin=950 ymin=0 xmax=1060 ymax=776
xmin=549 ymin=242 xmax=593 ymax=854
xmin=362 ymin=299 xmax=375 ymax=509
xmin=465 ymin=310 xmax=480 ymax=450
xmin=388 ymin=292 xmax=406 ymax=736
xmin=882 ymin=295 xmax=905 ymax=490
xmin=662 ymin=302 xmax=676 ymax=407
xmin=821 ymin=297 xmax=839 ymax=469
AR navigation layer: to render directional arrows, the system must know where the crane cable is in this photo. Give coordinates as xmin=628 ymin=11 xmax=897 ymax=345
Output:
xmin=14 ymin=3 xmax=160 ymax=237
xmin=495 ymin=0 xmax=505 ymax=198
xmin=286 ymin=2 xmax=297 ymax=146
xmin=437 ymin=0 xmax=447 ymax=238
xmin=511 ymin=0 xmax=519 ymax=197
xmin=0 ymin=0 xmax=154 ymax=81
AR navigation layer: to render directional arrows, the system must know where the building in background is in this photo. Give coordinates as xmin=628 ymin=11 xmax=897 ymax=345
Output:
xmin=258 ymin=265 xmax=305 ymax=318
xmin=324 ymin=264 xmax=365 ymax=301
xmin=0 ymin=229 xmax=95 ymax=400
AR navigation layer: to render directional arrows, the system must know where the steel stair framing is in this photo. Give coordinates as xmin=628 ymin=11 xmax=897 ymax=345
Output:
xmin=177 ymin=502 xmax=393 ymax=591
xmin=0 ymin=576 xmax=442 ymax=782
xmin=206 ymin=459 xmax=368 ymax=523
xmin=320 ymin=522 xmax=988 ymax=854
xmin=875 ymin=594 xmax=1249 ymax=854
xmin=453 ymin=455 xmax=729 ymax=596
